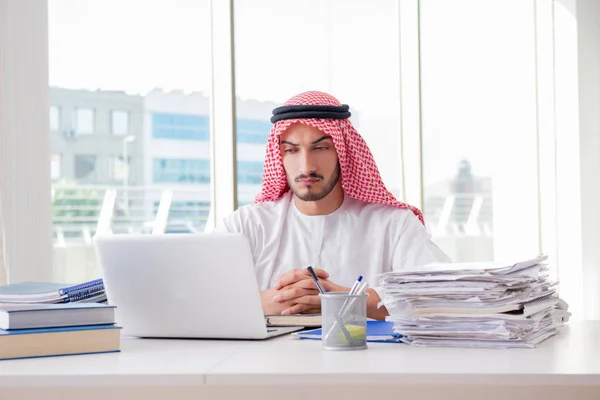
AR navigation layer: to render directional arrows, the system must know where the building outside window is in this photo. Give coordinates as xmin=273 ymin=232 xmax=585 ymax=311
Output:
xmin=152 ymin=113 xmax=209 ymax=141
xmin=74 ymin=108 xmax=94 ymax=134
xmin=50 ymin=106 xmax=60 ymax=131
xmin=111 ymin=110 xmax=129 ymax=135
xmin=109 ymin=156 xmax=129 ymax=181
xmin=237 ymin=119 xmax=270 ymax=144
xmin=50 ymin=154 xmax=61 ymax=180
xmin=153 ymin=158 xmax=210 ymax=183
xmin=74 ymin=154 xmax=97 ymax=180
xmin=237 ymin=160 xmax=263 ymax=184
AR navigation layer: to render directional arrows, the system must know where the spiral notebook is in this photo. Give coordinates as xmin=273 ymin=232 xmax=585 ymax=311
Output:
xmin=0 ymin=279 xmax=104 ymax=303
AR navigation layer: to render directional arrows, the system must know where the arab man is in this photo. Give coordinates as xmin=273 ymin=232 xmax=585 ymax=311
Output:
xmin=216 ymin=91 xmax=450 ymax=320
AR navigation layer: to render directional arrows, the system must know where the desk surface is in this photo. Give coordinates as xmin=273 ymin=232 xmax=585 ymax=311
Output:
xmin=0 ymin=321 xmax=599 ymax=388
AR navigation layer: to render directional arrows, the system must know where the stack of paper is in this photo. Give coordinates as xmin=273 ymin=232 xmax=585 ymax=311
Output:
xmin=377 ymin=254 xmax=570 ymax=348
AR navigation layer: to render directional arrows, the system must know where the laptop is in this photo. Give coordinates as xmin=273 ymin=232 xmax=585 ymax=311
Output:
xmin=93 ymin=232 xmax=302 ymax=339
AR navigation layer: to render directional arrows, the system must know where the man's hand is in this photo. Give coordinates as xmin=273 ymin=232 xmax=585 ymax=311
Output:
xmin=260 ymin=268 xmax=391 ymax=320
xmin=273 ymin=275 xmax=334 ymax=315
xmin=260 ymin=268 xmax=333 ymax=315
xmin=272 ymin=267 xmax=329 ymax=291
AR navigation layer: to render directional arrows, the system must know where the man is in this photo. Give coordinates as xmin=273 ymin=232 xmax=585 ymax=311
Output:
xmin=216 ymin=91 xmax=450 ymax=320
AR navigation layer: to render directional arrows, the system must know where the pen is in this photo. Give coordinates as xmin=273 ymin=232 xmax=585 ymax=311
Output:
xmin=307 ymin=266 xmax=354 ymax=344
xmin=338 ymin=280 xmax=369 ymax=319
xmin=354 ymin=280 xmax=369 ymax=296
xmin=349 ymin=275 xmax=363 ymax=295
xmin=307 ymin=266 xmax=326 ymax=294
xmin=338 ymin=275 xmax=363 ymax=317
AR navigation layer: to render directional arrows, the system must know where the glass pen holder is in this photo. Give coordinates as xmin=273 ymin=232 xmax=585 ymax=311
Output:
xmin=319 ymin=292 xmax=368 ymax=351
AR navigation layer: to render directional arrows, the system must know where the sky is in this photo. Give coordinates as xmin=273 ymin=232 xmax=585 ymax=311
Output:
xmin=48 ymin=0 xmax=540 ymax=189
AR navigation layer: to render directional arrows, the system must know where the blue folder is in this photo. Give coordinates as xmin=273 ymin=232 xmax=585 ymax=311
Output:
xmin=293 ymin=320 xmax=402 ymax=343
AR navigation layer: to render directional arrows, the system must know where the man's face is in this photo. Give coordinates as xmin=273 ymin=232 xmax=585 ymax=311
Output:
xmin=280 ymin=123 xmax=341 ymax=202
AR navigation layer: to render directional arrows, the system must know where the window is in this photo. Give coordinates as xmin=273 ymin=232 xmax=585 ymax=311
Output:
xmin=48 ymin=0 xmax=212 ymax=281
xmin=50 ymin=154 xmax=61 ymax=180
xmin=74 ymin=155 xmax=97 ymax=180
xmin=237 ymin=161 xmax=264 ymax=184
xmin=109 ymin=156 xmax=129 ymax=181
xmin=152 ymin=201 xmax=211 ymax=233
xmin=419 ymin=0 xmax=540 ymax=262
xmin=153 ymin=158 xmax=210 ymax=184
xmin=111 ymin=111 xmax=129 ymax=135
xmin=234 ymin=0 xmax=403 ymax=207
xmin=237 ymin=119 xmax=270 ymax=144
xmin=152 ymin=113 xmax=209 ymax=141
xmin=74 ymin=108 xmax=94 ymax=134
xmin=50 ymin=106 xmax=60 ymax=131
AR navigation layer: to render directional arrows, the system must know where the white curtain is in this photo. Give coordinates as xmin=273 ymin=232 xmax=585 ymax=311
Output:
xmin=0 ymin=0 xmax=54 ymax=284
xmin=0 ymin=200 xmax=5 ymax=285
xmin=0 ymin=220 xmax=5 ymax=286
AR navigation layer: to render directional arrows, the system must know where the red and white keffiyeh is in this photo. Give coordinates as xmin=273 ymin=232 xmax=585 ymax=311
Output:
xmin=254 ymin=91 xmax=424 ymax=225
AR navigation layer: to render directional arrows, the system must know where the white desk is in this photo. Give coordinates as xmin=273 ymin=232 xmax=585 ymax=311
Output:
xmin=0 ymin=321 xmax=599 ymax=400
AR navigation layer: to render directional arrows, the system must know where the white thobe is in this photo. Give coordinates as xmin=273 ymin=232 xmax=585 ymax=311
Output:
xmin=215 ymin=191 xmax=451 ymax=299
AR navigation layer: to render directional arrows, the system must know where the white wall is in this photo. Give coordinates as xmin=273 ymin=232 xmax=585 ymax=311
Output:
xmin=576 ymin=0 xmax=600 ymax=320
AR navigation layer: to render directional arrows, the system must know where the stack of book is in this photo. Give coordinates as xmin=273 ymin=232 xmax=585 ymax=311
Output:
xmin=377 ymin=254 xmax=570 ymax=348
xmin=0 ymin=279 xmax=120 ymax=360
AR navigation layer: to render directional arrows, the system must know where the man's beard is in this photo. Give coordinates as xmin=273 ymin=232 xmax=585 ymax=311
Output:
xmin=288 ymin=164 xmax=341 ymax=202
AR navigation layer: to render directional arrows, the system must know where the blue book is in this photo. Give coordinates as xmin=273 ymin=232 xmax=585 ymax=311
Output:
xmin=0 ymin=279 xmax=104 ymax=303
xmin=292 ymin=320 xmax=403 ymax=343
xmin=0 ymin=324 xmax=121 ymax=360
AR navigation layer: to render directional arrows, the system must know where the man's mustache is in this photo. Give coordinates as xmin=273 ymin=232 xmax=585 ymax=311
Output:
xmin=295 ymin=173 xmax=323 ymax=181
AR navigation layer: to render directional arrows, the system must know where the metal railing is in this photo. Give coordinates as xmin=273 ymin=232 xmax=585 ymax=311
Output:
xmin=50 ymin=185 xmax=495 ymax=282
xmin=52 ymin=185 xmax=211 ymax=245
xmin=423 ymin=193 xmax=493 ymax=238
xmin=51 ymin=185 xmax=493 ymax=245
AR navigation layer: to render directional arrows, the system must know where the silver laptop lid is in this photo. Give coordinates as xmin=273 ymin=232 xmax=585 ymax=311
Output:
xmin=94 ymin=232 xmax=271 ymax=339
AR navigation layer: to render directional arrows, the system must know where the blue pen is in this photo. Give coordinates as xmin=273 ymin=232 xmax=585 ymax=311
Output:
xmin=348 ymin=275 xmax=363 ymax=295
xmin=339 ymin=276 xmax=364 ymax=318
xmin=337 ymin=275 xmax=362 ymax=318
xmin=340 ymin=275 xmax=362 ymax=315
